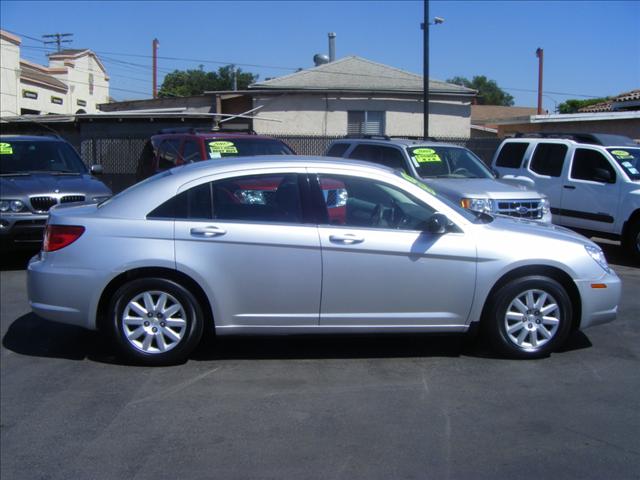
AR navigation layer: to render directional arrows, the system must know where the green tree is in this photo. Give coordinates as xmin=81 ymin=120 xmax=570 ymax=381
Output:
xmin=557 ymin=97 xmax=610 ymax=114
xmin=158 ymin=65 xmax=258 ymax=97
xmin=446 ymin=75 xmax=514 ymax=106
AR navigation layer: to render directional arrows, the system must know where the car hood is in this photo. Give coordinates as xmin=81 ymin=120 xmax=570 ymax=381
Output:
xmin=483 ymin=215 xmax=593 ymax=246
xmin=420 ymin=177 xmax=542 ymax=200
xmin=0 ymin=173 xmax=112 ymax=197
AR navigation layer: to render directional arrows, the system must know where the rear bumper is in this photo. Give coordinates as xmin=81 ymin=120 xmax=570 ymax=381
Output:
xmin=27 ymin=254 xmax=105 ymax=330
xmin=576 ymin=270 xmax=622 ymax=329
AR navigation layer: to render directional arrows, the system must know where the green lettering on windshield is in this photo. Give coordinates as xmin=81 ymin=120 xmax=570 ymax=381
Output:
xmin=611 ymin=150 xmax=631 ymax=158
xmin=208 ymin=141 xmax=238 ymax=156
xmin=412 ymin=148 xmax=441 ymax=163
xmin=400 ymin=171 xmax=436 ymax=195
xmin=0 ymin=143 xmax=13 ymax=155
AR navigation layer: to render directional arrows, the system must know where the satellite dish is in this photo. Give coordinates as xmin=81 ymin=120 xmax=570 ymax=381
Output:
xmin=313 ymin=54 xmax=330 ymax=66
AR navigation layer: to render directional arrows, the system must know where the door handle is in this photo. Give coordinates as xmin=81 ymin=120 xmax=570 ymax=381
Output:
xmin=563 ymin=185 xmax=576 ymax=190
xmin=190 ymin=226 xmax=227 ymax=237
xmin=329 ymin=234 xmax=364 ymax=244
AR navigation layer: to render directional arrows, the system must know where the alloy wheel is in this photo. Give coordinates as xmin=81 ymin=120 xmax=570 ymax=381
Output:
xmin=504 ymin=289 xmax=560 ymax=349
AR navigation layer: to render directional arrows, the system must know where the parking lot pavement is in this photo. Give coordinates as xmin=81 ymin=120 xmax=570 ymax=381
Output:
xmin=1 ymin=248 xmax=639 ymax=480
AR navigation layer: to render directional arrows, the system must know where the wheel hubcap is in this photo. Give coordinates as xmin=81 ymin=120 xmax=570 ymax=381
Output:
xmin=122 ymin=291 xmax=187 ymax=354
xmin=504 ymin=289 xmax=560 ymax=349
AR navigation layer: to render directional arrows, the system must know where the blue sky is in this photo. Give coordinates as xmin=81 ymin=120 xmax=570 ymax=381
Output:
xmin=2 ymin=0 xmax=638 ymax=111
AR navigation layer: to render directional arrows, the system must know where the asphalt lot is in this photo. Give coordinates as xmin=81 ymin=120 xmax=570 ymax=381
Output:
xmin=1 ymin=244 xmax=639 ymax=480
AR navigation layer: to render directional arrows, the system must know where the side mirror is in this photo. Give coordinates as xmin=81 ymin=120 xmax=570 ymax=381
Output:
xmin=90 ymin=164 xmax=104 ymax=175
xmin=425 ymin=213 xmax=449 ymax=234
xmin=593 ymin=167 xmax=613 ymax=183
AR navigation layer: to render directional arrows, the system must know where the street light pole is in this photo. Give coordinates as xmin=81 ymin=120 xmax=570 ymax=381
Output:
xmin=423 ymin=0 xmax=429 ymax=140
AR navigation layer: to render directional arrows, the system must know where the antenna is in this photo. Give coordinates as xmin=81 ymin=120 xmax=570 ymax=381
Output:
xmin=43 ymin=33 xmax=73 ymax=52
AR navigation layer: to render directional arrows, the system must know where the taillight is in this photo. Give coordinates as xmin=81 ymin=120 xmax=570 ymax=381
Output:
xmin=43 ymin=225 xmax=85 ymax=252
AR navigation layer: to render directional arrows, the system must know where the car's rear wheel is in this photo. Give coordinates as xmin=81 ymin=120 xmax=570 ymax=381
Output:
xmin=109 ymin=278 xmax=204 ymax=366
xmin=485 ymin=275 xmax=572 ymax=359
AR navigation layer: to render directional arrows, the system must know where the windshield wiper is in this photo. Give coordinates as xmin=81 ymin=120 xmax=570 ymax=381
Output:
xmin=0 ymin=172 xmax=31 ymax=177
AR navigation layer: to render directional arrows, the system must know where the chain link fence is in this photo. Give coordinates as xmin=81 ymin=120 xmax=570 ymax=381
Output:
xmin=78 ymin=134 xmax=502 ymax=193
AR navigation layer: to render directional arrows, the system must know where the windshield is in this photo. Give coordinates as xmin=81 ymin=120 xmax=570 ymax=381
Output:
xmin=607 ymin=148 xmax=640 ymax=180
xmin=0 ymin=140 xmax=87 ymax=175
xmin=395 ymin=170 xmax=482 ymax=223
xmin=206 ymin=139 xmax=294 ymax=158
xmin=407 ymin=146 xmax=494 ymax=179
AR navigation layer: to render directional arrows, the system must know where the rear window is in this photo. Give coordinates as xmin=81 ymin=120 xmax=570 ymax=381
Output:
xmin=325 ymin=143 xmax=350 ymax=158
xmin=529 ymin=143 xmax=567 ymax=177
xmin=205 ymin=139 xmax=294 ymax=158
xmin=495 ymin=142 xmax=528 ymax=169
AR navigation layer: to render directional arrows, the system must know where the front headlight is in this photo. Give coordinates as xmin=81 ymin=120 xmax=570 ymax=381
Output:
xmin=0 ymin=199 xmax=26 ymax=213
xmin=585 ymin=245 xmax=611 ymax=273
xmin=461 ymin=197 xmax=494 ymax=214
xmin=540 ymin=197 xmax=550 ymax=215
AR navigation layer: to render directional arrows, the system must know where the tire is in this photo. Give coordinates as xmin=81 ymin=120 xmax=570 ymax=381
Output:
xmin=109 ymin=277 xmax=204 ymax=366
xmin=622 ymin=219 xmax=640 ymax=264
xmin=484 ymin=275 xmax=572 ymax=359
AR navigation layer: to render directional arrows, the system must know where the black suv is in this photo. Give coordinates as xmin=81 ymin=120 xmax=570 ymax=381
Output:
xmin=136 ymin=129 xmax=295 ymax=181
xmin=0 ymin=135 xmax=111 ymax=248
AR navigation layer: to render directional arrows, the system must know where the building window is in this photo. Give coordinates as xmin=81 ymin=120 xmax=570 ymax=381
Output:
xmin=22 ymin=90 xmax=38 ymax=100
xmin=77 ymin=99 xmax=87 ymax=107
xmin=348 ymin=111 xmax=385 ymax=135
xmin=89 ymin=74 xmax=94 ymax=95
xmin=51 ymin=96 xmax=64 ymax=105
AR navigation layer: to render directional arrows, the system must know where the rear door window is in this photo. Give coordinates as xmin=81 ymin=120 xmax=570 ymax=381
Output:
xmin=529 ymin=143 xmax=567 ymax=177
xmin=348 ymin=145 xmax=406 ymax=171
xmin=495 ymin=142 xmax=528 ymax=168
xmin=325 ymin=143 xmax=350 ymax=158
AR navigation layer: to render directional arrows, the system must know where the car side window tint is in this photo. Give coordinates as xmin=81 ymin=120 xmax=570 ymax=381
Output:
xmin=529 ymin=143 xmax=567 ymax=177
xmin=158 ymin=139 xmax=181 ymax=170
xmin=182 ymin=141 xmax=202 ymax=163
xmin=316 ymin=174 xmax=435 ymax=230
xmin=496 ymin=142 xmax=528 ymax=168
xmin=571 ymin=149 xmax=616 ymax=183
xmin=326 ymin=143 xmax=350 ymax=158
xmin=348 ymin=145 xmax=406 ymax=172
xmin=349 ymin=144 xmax=379 ymax=162
xmin=212 ymin=173 xmax=303 ymax=224
xmin=147 ymin=182 xmax=212 ymax=220
xmin=379 ymin=147 xmax=407 ymax=171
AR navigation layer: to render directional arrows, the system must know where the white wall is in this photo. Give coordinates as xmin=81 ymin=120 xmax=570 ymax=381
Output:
xmin=0 ymin=36 xmax=20 ymax=117
xmin=16 ymin=80 xmax=68 ymax=115
xmin=50 ymin=54 xmax=109 ymax=113
xmin=252 ymin=93 xmax=471 ymax=138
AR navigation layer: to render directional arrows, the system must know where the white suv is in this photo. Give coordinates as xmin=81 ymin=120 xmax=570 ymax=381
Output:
xmin=491 ymin=133 xmax=640 ymax=261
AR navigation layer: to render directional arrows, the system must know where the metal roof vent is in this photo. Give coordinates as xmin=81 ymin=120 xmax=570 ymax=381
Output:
xmin=313 ymin=54 xmax=330 ymax=66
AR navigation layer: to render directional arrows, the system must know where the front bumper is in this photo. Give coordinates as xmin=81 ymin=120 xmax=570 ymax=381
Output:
xmin=576 ymin=270 xmax=622 ymax=329
xmin=0 ymin=213 xmax=48 ymax=246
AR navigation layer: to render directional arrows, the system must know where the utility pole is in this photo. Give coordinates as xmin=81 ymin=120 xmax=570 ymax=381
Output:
xmin=423 ymin=0 xmax=429 ymax=140
xmin=152 ymin=38 xmax=159 ymax=99
xmin=536 ymin=47 xmax=544 ymax=114
xmin=231 ymin=65 xmax=237 ymax=91
xmin=42 ymin=33 xmax=73 ymax=52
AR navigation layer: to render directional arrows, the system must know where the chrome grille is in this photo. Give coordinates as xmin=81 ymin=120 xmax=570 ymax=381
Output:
xmin=497 ymin=200 xmax=543 ymax=219
xmin=61 ymin=195 xmax=85 ymax=204
xmin=30 ymin=196 xmax=57 ymax=212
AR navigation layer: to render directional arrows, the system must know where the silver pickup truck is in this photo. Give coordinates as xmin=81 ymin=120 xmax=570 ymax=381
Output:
xmin=325 ymin=137 xmax=550 ymax=222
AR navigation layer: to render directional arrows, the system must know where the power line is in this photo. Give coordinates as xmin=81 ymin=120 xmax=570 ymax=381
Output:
xmin=42 ymin=33 xmax=73 ymax=52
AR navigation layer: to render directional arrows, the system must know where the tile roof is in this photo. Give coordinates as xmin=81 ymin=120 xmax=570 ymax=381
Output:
xmin=251 ymin=56 xmax=475 ymax=95
xmin=614 ymin=89 xmax=640 ymax=102
xmin=20 ymin=63 xmax=68 ymax=92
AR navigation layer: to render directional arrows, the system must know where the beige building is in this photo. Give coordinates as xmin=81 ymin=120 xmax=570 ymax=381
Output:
xmin=0 ymin=30 xmax=109 ymax=118
xmin=241 ymin=56 xmax=476 ymax=138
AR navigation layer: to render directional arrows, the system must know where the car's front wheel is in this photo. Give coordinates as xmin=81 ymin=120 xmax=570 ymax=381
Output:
xmin=109 ymin=278 xmax=204 ymax=366
xmin=485 ymin=275 xmax=572 ymax=359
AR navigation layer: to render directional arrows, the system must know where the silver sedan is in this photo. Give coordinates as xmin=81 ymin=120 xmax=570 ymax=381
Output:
xmin=28 ymin=157 xmax=621 ymax=365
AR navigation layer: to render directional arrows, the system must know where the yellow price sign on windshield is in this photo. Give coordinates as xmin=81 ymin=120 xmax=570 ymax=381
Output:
xmin=208 ymin=141 xmax=238 ymax=155
xmin=0 ymin=143 xmax=13 ymax=155
xmin=412 ymin=148 xmax=441 ymax=163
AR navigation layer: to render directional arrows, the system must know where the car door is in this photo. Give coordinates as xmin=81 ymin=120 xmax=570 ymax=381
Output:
xmin=310 ymin=170 xmax=477 ymax=328
xmin=558 ymin=147 xmax=621 ymax=233
xmin=172 ymin=169 xmax=322 ymax=328
xmin=526 ymin=142 xmax=568 ymax=211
